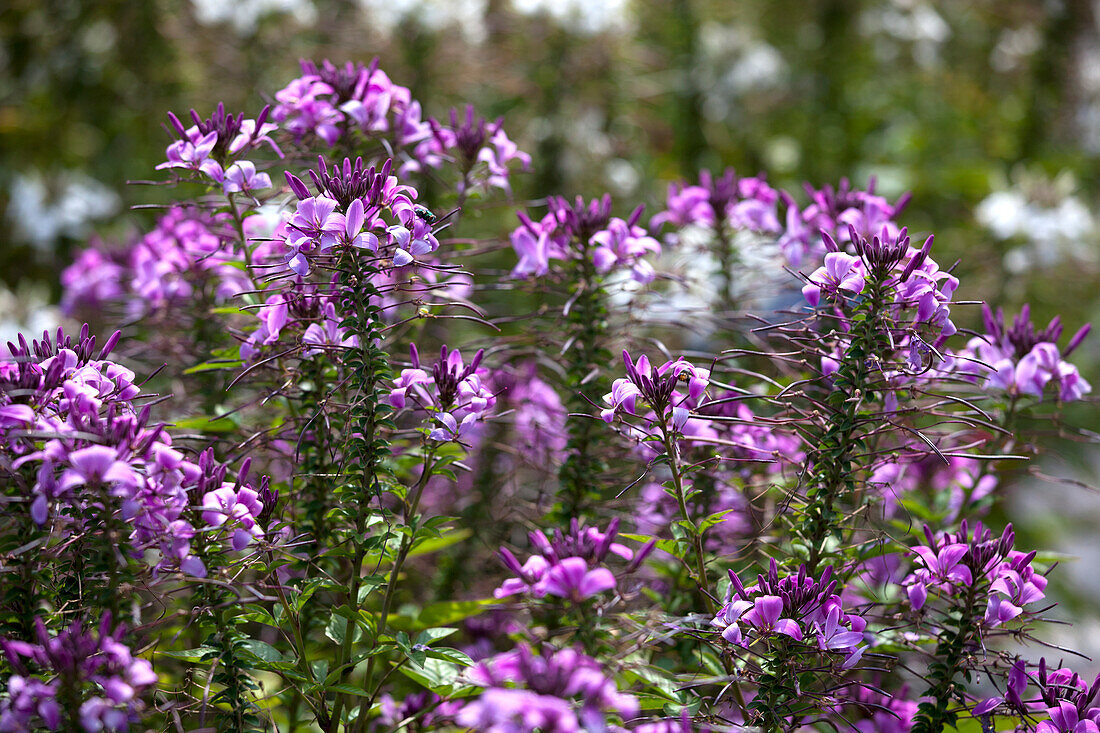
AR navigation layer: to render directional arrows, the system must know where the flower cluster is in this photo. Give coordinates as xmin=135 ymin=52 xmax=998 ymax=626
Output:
xmin=157 ymin=102 xmax=280 ymax=192
xmin=1 ymin=327 xmax=207 ymax=575
xmin=803 ymin=225 xmax=958 ymax=342
xmin=238 ymin=280 xmax=358 ymax=362
xmin=601 ymin=350 xmax=709 ymax=431
xmin=282 ymin=156 xmax=436 ymax=275
xmin=952 ymin=303 xmax=1091 ymax=402
xmin=651 ymin=167 xmax=782 ymax=236
xmin=510 ymin=195 xmax=661 ymax=283
xmin=272 ymin=59 xmax=422 ymax=148
xmin=0 ymin=615 xmax=157 ymax=732
xmin=404 ymin=105 xmax=530 ymax=193
xmin=390 ymin=344 xmax=495 ymax=442
xmin=903 ymin=521 xmax=1047 ymax=627
xmin=781 ymin=178 xmax=908 ymax=267
xmin=61 ymin=206 xmax=248 ymax=318
xmin=495 ymin=519 xmax=653 ymax=602
xmin=194 ymin=452 xmax=276 ymax=553
xmin=459 ymin=645 xmax=639 ymax=732
xmin=711 ymin=561 xmax=867 ymax=669
xmin=1 ymin=326 xmax=270 ymax=576
xmin=977 ymin=659 xmax=1100 ymax=733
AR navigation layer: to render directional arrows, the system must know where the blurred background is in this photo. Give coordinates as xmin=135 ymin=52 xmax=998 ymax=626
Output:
xmin=3 ymin=0 xmax=1100 ymax=661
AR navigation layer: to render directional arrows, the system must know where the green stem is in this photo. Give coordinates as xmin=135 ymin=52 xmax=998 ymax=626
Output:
xmin=355 ymin=448 xmax=439 ymax=730
xmin=660 ymin=424 xmax=712 ymax=611
xmin=556 ymin=252 xmax=610 ymax=521
xmin=327 ymin=243 xmax=392 ymax=731
xmin=801 ymin=279 xmax=887 ymax=575
xmin=911 ymin=578 xmax=984 ymax=733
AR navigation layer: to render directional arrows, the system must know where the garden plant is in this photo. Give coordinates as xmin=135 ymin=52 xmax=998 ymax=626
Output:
xmin=1 ymin=56 xmax=1097 ymax=733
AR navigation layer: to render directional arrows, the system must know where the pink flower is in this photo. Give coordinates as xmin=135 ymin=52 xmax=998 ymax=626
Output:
xmin=536 ymin=557 xmax=617 ymax=601
xmin=802 ymin=252 xmax=866 ymax=307
xmin=743 ymin=596 xmax=803 ymax=641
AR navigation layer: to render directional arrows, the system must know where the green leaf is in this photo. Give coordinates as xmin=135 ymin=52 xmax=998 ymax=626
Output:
xmin=326 ymin=683 xmax=370 ymax=697
xmin=415 ymin=627 xmax=458 ymax=645
xmin=699 ymin=509 xmax=734 ymax=532
xmin=182 ymin=360 xmax=244 ymax=375
xmin=424 ymin=647 xmax=473 ymax=667
xmin=325 ymin=616 xmax=347 ymax=646
xmin=239 ymin=640 xmax=283 ymax=663
xmin=172 ymin=415 xmax=238 ymax=433
xmin=158 ymin=647 xmax=218 ymax=662
xmin=409 ymin=529 xmax=471 ymax=557
xmin=398 ymin=657 xmax=461 ymax=692
xmin=389 ymin=598 xmax=495 ymax=632
xmin=357 ymin=575 xmax=387 ymax=603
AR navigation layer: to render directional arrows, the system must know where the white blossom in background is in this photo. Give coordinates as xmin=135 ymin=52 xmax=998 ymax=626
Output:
xmin=976 ymin=170 xmax=1097 ymax=274
xmin=190 ymin=0 xmax=317 ymax=34
xmin=356 ymin=0 xmax=488 ymax=44
xmin=990 ymin=24 xmax=1041 ymax=73
xmin=697 ymin=23 xmax=787 ymax=121
xmin=626 ymin=225 xmax=790 ymax=341
xmin=511 ymin=0 xmax=632 ymax=35
xmin=7 ymin=170 xmax=119 ymax=250
xmin=551 ymin=107 xmax=613 ymax=182
xmin=1075 ymin=40 xmax=1100 ymax=154
xmin=858 ymin=0 xmax=950 ymax=69
xmin=604 ymin=159 xmax=640 ymax=196
xmin=0 ymin=284 xmax=60 ymax=347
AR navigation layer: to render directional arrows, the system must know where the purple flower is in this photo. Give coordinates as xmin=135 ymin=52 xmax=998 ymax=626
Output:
xmin=463 ymin=645 xmax=637 ymax=732
xmin=0 ymin=615 xmax=157 ymax=733
xmin=508 ymin=196 xmax=660 ymax=281
xmin=1038 ymin=701 xmax=1100 ymax=733
xmin=904 ymin=542 xmax=971 ymax=610
xmin=601 ymin=351 xmax=708 ymax=427
xmin=428 ymin=412 xmax=478 ymax=443
xmin=318 ymin=197 xmax=378 ymax=252
xmin=802 ymin=251 xmax=866 ymax=307
xmin=156 ymin=130 xmax=222 ymax=179
xmin=222 ymin=161 xmax=272 ymax=194
xmin=711 ymin=562 xmax=864 ymax=667
xmin=201 ymin=486 xmax=265 ymax=551
xmin=743 ymin=595 xmax=803 ymax=641
xmin=58 ymin=446 xmax=139 ymax=494
xmin=536 ymin=557 xmax=617 ymax=601
xmin=493 ymin=520 xmax=651 ymax=600
xmin=953 ymin=305 xmax=1092 ymax=401
xmin=813 ymin=604 xmax=865 ymax=669
xmin=390 ymin=345 xmax=495 ymax=431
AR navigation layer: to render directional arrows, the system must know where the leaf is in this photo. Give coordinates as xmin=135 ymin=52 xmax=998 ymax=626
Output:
xmin=158 ymin=647 xmax=218 ymax=662
xmin=325 ymin=615 xmax=347 ymax=646
xmin=326 ymin=683 xmax=369 ymax=697
xmin=239 ymin=640 xmax=283 ymax=663
xmin=357 ymin=575 xmax=387 ymax=603
xmin=415 ymin=628 xmax=458 ymax=645
xmin=172 ymin=415 xmax=238 ymax=433
xmin=183 ymin=360 xmax=244 ymax=375
xmin=409 ymin=529 xmax=471 ymax=557
xmin=390 ymin=599 xmax=496 ymax=632
xmin=424 ymin=647 xmax=473 ymax=667
xmin=398 ymin=657 xmax=461 ymax=692
xmin=699 ymin=509 xmax=734 ymax=532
